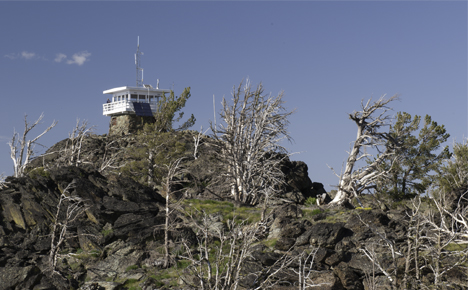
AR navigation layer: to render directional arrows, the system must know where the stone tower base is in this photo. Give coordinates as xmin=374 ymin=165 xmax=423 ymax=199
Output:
xmin=108 ymin=115 xmax=155 ymax=136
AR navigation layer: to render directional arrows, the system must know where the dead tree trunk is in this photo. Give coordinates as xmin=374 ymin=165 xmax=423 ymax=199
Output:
xmin=330 ymin=95 xmax=399 ymax=206
xmin=9 ymin=113 xmax=57 ymax=177
xmin=49 ymin=182 xmax=87 ymax=275
xmin=211 ymin=79 xmax=294 ymax=205
xmin=162 ymin=157 xmax=185 ymax=268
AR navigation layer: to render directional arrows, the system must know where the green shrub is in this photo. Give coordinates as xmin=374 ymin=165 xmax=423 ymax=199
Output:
xmin=445 ymin=243 xmax=468 ymax=251
xmin=101 ymin=228 xmax=113 ymax=237
xmin=302 ymin=208 xmax=322 ymax=219
xmin=28 ymin=167 xmax=50 ymax=179
xmin=69 ymin=262 xmax=81 ymax=271
xmin=119 ymin=131 xmax=188 ymax=186
xmin=263 ymin=238 xmax=278 ymax=248
xmin=90 ymin=249 xmax=101 ymax=258
xmin=176 ymin=260 xmax=191 ymax=268
xmin=304 ymin=197 xmax=317 ymax=207
xmin=123 ymin=278 xmax=141 ymax=290
xmin=183 ymin=199 xmax=263 ymax=225
xmin=125 ymin=265 xmax=139 ymax=271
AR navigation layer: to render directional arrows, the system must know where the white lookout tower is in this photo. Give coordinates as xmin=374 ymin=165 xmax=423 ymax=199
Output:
xmin=103 ymin=37 xmax=171 ymax=136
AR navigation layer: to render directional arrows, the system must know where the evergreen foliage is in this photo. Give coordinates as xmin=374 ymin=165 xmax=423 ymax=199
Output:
xmin=375 ymin=112 xmax=450 ymax=199
xmin=153 ymin=87 xmax=196 ymax=132
xmin=436 ymin=140 xmax=468 ymax=193
xmin=120 ymin=127 xmax=187 ymax=187
xmin=120 ymin=87 xmax=195 ymax=186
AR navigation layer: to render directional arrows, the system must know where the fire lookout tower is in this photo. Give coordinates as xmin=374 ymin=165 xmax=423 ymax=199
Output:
xmin=103 ymin=37 xmax=170 ymax=136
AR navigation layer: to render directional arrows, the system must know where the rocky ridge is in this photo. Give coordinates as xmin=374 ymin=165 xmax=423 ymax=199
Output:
xmin=0 ymin=133 xmax=465 ymax=289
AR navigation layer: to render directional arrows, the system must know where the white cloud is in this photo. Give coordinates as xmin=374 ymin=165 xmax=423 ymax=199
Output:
xmin=21 ymin=51 xmax=36 ymax=59
xmin=4 ymin=50 xmax=91 ymax=66
xmin=54 ymin=53 xmax=67 ymax=63
xmin=66 ymin=51 xmax=91 ymax=66
xmin=4 ymin=53 xmax=18 ymax=60
xmin=4 ymin=51 xmax=38 ymax=60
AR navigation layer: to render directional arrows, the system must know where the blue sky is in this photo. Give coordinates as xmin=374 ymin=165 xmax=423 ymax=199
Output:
xmin=0 ymin=1 xmax=466 ymax=191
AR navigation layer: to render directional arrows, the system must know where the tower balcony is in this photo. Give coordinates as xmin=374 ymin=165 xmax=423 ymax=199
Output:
xmin=103 ymin=86 xmax=170 ymax=117
xmin=103 ymin=100 xmax=159 ymax=116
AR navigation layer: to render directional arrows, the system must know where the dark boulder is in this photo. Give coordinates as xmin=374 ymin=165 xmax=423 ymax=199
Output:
xmin=334 ymin=262 xmax=364 ymax=290
xmin=0 ymin=266 xmax=41 ymax=290
xmin=102 ymin=196 xmax=139 ymax=213
xmin=282 ymin=160 xmax=314 ymax=201
xmin=311 ymin=182 xmax=327 ymax=197
xmin=251 ymin=251 xmax=283 ymax=267
xmin=309 ymin=222 xmax=347 ymax=249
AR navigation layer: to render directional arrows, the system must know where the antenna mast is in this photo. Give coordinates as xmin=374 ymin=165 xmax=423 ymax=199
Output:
xmin=135 ymin=36 xmax=144 ymax=87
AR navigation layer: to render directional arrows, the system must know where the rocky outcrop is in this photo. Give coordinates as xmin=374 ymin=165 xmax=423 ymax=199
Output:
xmin=1 ymin=165 xmax=467 ymax=289
xmin=0 ymin=166 xmax=167 ymax=289
xmin=3 ymin=132 xmax=465 ymax=289
xmin=109 ymin=115 xmax=155 ymax=136
xmin=27 ymin=133 xmax=320 ymax=205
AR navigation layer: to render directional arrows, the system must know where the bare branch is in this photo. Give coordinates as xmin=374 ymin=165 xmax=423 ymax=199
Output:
xmin=56 ymin=119 xmax=95 ymax=167
xmin=48 ymin=181 xmax=89 ymax=277
xmin=211 ymin=79 xmax=294 ymax=206
xmin=193 ymin=126 xmax=208 ymax=160
xmin=9 ymin=113 xmax=57 ymax=177
xmin=0 ymin=173 xmax=6 ymax=189
xmin=329 ymin=95 xmax=399 ymax=206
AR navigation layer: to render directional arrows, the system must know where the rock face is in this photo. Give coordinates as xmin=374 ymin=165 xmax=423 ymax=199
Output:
xmin=27 ymin=132 xmax=320 ymax=205
xmin=1 ymin=165 xmax=467 ymax=289
xmin=108 ymin=115 xmax=155 ymax=136
xmin=0 ymin=166 xmax=167 ymax=290
xmin=2 ymin=133 xmax=465 ymax=289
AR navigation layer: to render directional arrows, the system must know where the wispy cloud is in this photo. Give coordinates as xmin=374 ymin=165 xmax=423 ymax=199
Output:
xmin=4 ymin=53 xmax=17 ymax=60
xmin=66 ymin=51 xmax=91 ymax=66
xmin=54 ymin=53 xmax=67 ymax=63
xmin=5 ymin=50 xmax=91 ymax=66
xmin=21 ymin=51 xmax=36 ymax=59
xmin=4 ymin=51 xmax=37 ymax=60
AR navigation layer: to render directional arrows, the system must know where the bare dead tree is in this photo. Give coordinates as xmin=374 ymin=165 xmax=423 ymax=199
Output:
xmin=363 ymin=197 xmax=424 ymax=290
xmin=180 ymin=210 xmax=295 ymax=290
xmin=9 ymin=113 xmax=57 ymax=177
xmin=329 ymin=95 xmax=399 ymax=206
xmin=48 ymin=181 xmax=88 ymax=276
xmin=362 ymin=243 xmax=378 ymax=290
xmin=162 ymin=157 xmax=185 ymax=268
xmin=359 ymin=214 xmax=403 ymax=290
xmin=361 ymin=198 xmax=425 ymax=290
xmin=402 ymin=197 xmax=423 ymax=290
xmin=211 ymin=79 xmax=294 ymax=206
xmin=292 ymin=247 xmax=332 ymax=289
xmin=193 ymin=126 xmax=208 ymax=160
xmin=59 ymin=119 xmax=95 ymax=167
xmin=98 ymin=138 xmax=125 ymax=174
xmin=419 ymin=190 xmax=468 ymax=288
xmin=360 ymin=191 xmax=468 ymax=289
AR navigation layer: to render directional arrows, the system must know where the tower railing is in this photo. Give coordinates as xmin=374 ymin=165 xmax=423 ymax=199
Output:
xmin=103 ymin=100 xmax=158 ymax=116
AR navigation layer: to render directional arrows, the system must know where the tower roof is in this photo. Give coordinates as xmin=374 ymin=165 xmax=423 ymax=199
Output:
xmin=103 ymin=86 xmax=171 ymax=95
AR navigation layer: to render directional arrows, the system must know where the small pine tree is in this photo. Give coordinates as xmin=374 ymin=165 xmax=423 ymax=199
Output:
xmin=153 ymin=87 xmax=195 ymax=133
xmin=375 ymin=112 xmax=450 ymax=199
xmin=435 ymin=140 xmax=468 ymax=193
xmin=120 ymin=128 xmax=188 ymax=187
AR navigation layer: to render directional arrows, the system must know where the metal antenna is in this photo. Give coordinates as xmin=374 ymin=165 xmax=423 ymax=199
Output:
xmin=135 ymin=36 xmax=144 ymax=87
